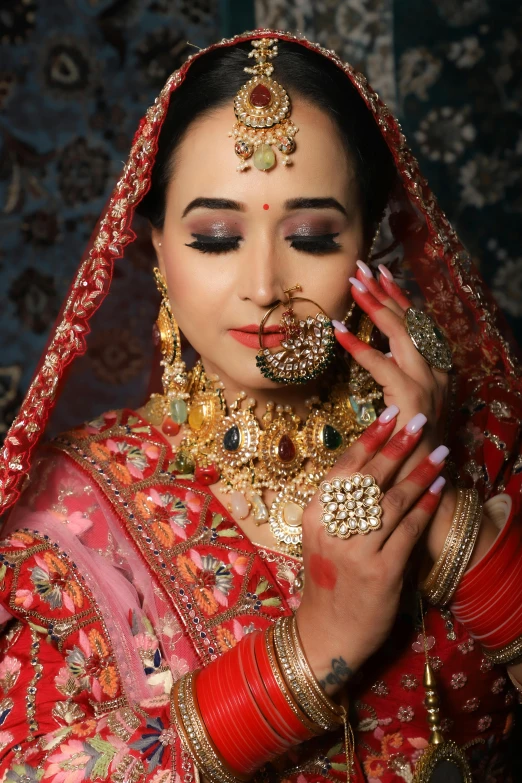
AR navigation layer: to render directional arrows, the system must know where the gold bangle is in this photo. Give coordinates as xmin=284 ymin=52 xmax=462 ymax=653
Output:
xmin=265 ymin=625 xmax=322 ymax=735
xmin=290 ymin=615 xmax=346 ymax=722
xmin=422 ymin=489 xmax=471 ymax=603
xmin=273 ymin=616 xmax=344 ymax=731
xmin=170 ymin=672 xmax=248 ymax=783
xmin=482 ymin=634 xmax=522 ymax=665
xmin=435 ymin=489 xmax=482 ymax=604
xmin=421 ymin=488 xmax=482 ymax=606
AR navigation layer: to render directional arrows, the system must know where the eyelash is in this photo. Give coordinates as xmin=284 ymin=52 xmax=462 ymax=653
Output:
xmin=185 ymin=233 xmax=342 ymax=255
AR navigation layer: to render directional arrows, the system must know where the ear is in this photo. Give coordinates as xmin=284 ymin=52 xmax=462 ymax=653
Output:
xmin=151 ymin=226 xmax=166 ymax=276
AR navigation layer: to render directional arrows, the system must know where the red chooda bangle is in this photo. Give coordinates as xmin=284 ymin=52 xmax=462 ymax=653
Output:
xmin=450 ymin=506 xmax=522 ymax=660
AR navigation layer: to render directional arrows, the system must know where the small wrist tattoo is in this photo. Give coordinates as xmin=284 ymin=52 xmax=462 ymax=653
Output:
xmin=319 ymin=656 xmax=353 ymax=692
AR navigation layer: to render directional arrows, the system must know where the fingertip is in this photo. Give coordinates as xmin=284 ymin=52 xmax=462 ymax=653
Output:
xmin=332 ymin=319 xmax=348 ymax=333
xmin=356 ymin=259 xmax=374 ymax=279
xmin=404 ymin=413 xmax=428 ymax=434
xmin=378 ymin=264 xmax=394 ymax=281
xmin=378 ymin=404 xmax=400 ymax=424
xmin=428 ymin=445 xmax=450 ymax=465
xmin=349 ymin=276 xmax=368 ymax=294
xmin=429 ymin=476 xmax=447 ymax=495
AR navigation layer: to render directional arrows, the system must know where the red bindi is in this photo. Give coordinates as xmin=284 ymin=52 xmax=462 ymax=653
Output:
xmin=263 ymin=204 xmax=270 ymax=210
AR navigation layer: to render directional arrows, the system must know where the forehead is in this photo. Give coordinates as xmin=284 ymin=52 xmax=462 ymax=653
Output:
xmin=167 ymin=98 xmax=356 ymax=209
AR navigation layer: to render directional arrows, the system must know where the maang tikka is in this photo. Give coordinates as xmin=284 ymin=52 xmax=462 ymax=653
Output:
xmin=231 ymin=38 xmax=299 ymax=172
xmin=256 ymin=285 xmax=336 ymax=385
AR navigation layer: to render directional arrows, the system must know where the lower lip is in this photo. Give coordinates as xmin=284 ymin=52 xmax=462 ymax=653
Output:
xmin=229 ymin=330 xmax=283 ymax=349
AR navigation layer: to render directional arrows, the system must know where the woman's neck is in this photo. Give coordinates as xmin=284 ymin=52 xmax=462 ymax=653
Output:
xmin=199 ymin=358 xmax=328 ymax=422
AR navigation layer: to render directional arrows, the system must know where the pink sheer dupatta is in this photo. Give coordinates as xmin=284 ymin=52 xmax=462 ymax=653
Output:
xmin=2 ymin=450 xmax=198 ymax=708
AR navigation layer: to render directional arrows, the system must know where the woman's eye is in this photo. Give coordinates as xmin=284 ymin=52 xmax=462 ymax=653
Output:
xmin=286 ymin=233 xmax=342 ymax=254
xmin=185 ymin=234 xmax=241 ymax=254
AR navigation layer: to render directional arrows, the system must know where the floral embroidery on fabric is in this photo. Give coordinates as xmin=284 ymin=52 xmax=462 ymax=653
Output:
xmin=30 ymin=551 xmax=84 ymax=612
xmin=0 ymin=656 xmax=20 ymax=693
xmin=66 ymin=629 xmax=119 ymax=700
xmin=176 ymin=552 xmax=233 ymax=616
xmin=53 ymin=411 xmax=289 ymax=667
xmin=129 ymin=717 xmax=175 ymax=774
xmin=0 ymin=530 xmax=125 ymax=712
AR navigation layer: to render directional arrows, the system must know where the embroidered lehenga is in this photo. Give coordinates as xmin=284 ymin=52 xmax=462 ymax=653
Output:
xmin=0 ymin=30 xmax=520 ymax=783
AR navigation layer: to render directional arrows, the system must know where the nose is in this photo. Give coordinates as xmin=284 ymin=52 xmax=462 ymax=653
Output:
xmin=236 ymin=235 xmax=285 ymax=308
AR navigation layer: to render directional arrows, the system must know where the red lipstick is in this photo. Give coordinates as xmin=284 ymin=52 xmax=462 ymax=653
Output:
xmin=229 ymin=323 xmax=283 ymax=349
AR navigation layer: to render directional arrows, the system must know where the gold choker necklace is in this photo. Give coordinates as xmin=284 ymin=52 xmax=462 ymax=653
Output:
xmin=145 ymin=356 xmax=382 ymax=557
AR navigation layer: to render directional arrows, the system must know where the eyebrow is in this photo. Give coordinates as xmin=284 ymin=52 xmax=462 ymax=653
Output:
xmin=181 ymin=196 xmax=348 ymax=218
xmin=182 ymin=197 xmax=244 ymax=217
xmin=284 ymin=197 xmax=348 ymax=217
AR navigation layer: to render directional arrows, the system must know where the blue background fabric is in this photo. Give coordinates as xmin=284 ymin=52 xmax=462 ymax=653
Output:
xmin=0 ymin=0 xmax=520 ymax=440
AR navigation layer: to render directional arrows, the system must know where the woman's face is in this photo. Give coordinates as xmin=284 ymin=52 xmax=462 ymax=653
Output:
xmin=152 ymin=98 xmax=365 ymax=393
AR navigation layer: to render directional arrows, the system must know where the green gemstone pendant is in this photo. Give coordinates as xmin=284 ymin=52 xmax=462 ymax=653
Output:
xmin=170 ymin=398 xmax=188 ymax=424
xmin=253 ymin=144 xmax=276 ymax=171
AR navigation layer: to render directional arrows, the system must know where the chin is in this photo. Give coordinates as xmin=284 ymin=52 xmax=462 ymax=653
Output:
xmin=197 ymin=343 xmax=291 ymax=392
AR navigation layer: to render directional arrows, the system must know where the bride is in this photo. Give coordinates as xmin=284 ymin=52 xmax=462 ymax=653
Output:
xmin=0 ymin=31 xmax=520 ymax=783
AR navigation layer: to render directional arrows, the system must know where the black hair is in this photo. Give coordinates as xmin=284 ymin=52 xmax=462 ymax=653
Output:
xmin=137 ymin=41 xmax=397 ymax=244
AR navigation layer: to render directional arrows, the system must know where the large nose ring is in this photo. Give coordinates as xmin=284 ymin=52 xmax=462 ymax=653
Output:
xmin=256 ymin=284 xmax=336 ymax=384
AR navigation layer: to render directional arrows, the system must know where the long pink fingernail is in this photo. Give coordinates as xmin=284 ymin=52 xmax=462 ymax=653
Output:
xmin=429 ymin=445 xmax=450 ymax=465
xmin=356 ymin=260 xmax=373 ymax=279
xmin=350 ymin=277 xmax=368 ymax=293
xmin=378 ymin=264 xmax=394 ymax=281
xmin=429 ymin=476 xmax=446 ymax=495
xmin=332 ymin=319 xmax=348 ymax=333
xmin=405 ymin=413 xmax=427 ymax=434
xmin=378 ymin=404 xmax=399 ymax=424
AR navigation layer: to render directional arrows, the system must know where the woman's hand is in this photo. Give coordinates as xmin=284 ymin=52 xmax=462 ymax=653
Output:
xmin=332 ymin=262 xmax=458 ymax=563
xmin=336 ymin=261 xmax=450 ymax=462
xmin=296 ymin=408 xmax=448 ymax=695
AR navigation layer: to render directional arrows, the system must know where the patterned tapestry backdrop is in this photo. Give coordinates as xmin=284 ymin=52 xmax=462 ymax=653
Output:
xmin=1 ymin=0 xmax=521 ymax=439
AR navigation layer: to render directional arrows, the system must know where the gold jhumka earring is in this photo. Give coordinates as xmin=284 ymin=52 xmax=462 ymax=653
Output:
xmin=144 ymin=268 xmax=191 ymax=435
xmin=255 ymin=284 xmax=336 ymax=385
xmin=231 ymin=38 xmax=299 ymax=172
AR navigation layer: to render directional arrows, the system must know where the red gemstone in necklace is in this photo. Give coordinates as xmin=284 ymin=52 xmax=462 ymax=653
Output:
xmin=278 ymin=434 xmax=296 ymax=463
xmin=195 ymin=464 xmax=220 ymax=486
xmin=162 ymin=417 xmax=180 ymax=437
xmin=250 ymin=84 xmax=272 ymax=108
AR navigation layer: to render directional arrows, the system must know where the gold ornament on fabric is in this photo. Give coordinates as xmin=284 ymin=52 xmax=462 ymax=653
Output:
xmin=319 ymin=474 xmax=383 ymax=538
xmin=412 ymin=596 xmax=472 ymax=783
xmin=256 ymin=285 xmax=336 ymax=384
xmin=405 ymin=308 xmax=453 ymax=373
xmin=231 ymin=38 xmax=298 ymax=172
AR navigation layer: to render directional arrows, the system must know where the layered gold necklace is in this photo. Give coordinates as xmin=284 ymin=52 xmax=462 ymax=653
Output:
xmin=145 ymin=356 xmax=382 ymax=557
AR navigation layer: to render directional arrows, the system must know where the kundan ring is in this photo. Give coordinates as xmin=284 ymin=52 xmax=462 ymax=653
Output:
xmin=404 ymin=307 xmax=453 ymax=373
xmin=319 ymin=474 xmax=383 ymax=538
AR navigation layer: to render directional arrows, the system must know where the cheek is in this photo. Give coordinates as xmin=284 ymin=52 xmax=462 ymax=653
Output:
xmin=162 ymin=247 xmax=225 ymax=335
xmin=308 ymin=262 xmax=356 ymax=319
